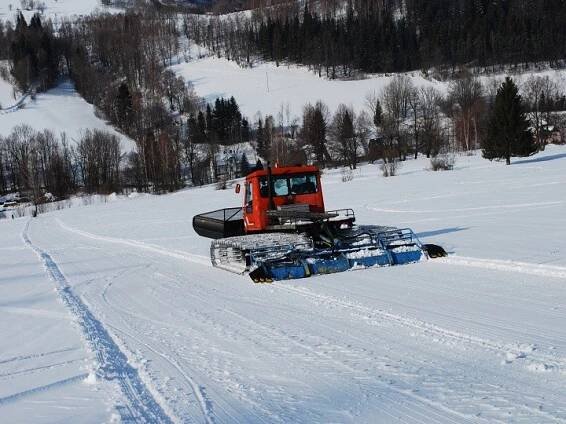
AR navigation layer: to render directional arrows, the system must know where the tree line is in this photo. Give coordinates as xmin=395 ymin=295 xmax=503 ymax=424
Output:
xmin=0 ymin=126 xmax=121 ymax=201
xmin=253 ymin=73 xmax=564 ymax=173
xmin=185 ymin=0 xmax=566 ymax=77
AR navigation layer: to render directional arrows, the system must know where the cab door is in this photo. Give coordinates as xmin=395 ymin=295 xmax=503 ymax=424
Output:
xmin=243 ymin=181 xmax=257 ymax=231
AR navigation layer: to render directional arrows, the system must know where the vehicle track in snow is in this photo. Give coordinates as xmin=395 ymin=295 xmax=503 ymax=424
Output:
xmin=0 ymin=374 xmax=89 ymax=405
xmin=101 ymin=267 xmax=479 ymax=424
xmin=274 ymin=284 xmax=566 ymax=375
xmin=99 ymin=280 xmax=217 ymax=424
xmin=22 ymin=219 xmax=174 ymax=424
xmin=142 ymin=267 xmax=566 ymax=423
xmin=0 ymin=347 xmax=79 ymax=366
xmin=56 ymin=218 xmax=211 ymax=266
xmin=437 ymin=255 xmax=566 ymax=280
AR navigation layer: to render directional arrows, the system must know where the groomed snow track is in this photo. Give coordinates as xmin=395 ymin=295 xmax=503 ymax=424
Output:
xmin=22 ymin=220 xmax=174 ymax=424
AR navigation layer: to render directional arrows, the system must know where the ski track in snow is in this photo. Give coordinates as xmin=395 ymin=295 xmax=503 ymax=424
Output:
xmin=0 ymin=373 xmax=89 ymax=405
xmin=0 ymin=347 xmax=79 ymax=366
xmin=367 ymin=200 xmax=564 ymax=214
xmin=101 ymin=264 xmax=484 ymax=424
xmin=274 ymin=284 xmax=566 ymax=376
xmin=106 ymin=323 xmax=216 ymax=424
xmin=438 ymin=256 xmax=566 ymax=280
xmin=21 ymin=219 xmax=174 ymax=424
xmin=56 ymin=218 xmax=211 ymax=267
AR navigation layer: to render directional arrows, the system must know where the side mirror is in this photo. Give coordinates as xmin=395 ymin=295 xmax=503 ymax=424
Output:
xmin=235 ymin=183 xmax=241 ymax=194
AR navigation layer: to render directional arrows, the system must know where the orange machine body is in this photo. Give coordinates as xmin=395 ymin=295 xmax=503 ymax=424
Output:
xmin=242 ymin=165 xmax=325 ymax=232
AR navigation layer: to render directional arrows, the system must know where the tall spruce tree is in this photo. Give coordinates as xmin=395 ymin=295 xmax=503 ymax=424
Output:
xmin=239 ymin=153 xmax=250 ymax=177
xmin=483 ymin=77 xmax=535 ymax=165
xmin=256 ymin=117 xmax=265 ymax=159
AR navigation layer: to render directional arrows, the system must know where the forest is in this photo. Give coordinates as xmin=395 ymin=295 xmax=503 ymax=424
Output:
xmin=189 ymin=0 xmax=566 ymax=78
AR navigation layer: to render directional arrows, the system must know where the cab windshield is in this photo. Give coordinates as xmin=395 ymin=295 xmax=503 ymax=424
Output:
xmin=259 ymin=173 xmax=318 ymax=197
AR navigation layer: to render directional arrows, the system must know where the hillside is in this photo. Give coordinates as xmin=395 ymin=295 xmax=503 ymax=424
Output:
xmin=171 ymin=54 xmax=566 ymax=118
xmin=0 ymin=0 xmax=121 ymax=22
xmin=2 ymin=146 xmax=566 ymax=422
xmin=0 ymin=80 xmax=135 ymax=150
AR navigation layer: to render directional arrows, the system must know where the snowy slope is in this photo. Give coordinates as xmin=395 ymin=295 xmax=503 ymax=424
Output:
xmin=2 ymin=146 xmax=566 ymax=422
xmin=171 ymin=56 xmax=444 ymax=118
xmin=0 ymin=77 xmax=16 ymax=108
xmin=171 ymin=55 xmax=566 ymax=118
xmin=0 ymin=220 xmax=117 ymax=423
xmin=0 ymin=80 xmax=135 ymax=151
xmin=0 ymin=0 xmax=121 ymax=23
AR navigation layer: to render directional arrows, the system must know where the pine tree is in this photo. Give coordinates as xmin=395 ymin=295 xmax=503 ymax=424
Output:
xmin=239 ymin=153 xmax=250 ymax=177
xmin=241 ymin=118 xmax=250 ymax=142
xmin=256 ymin=117 xmax=265 ymax=159
xmin=116 ymin=82 xmax=133 ymax=130
xmin=483 ymin=77 xmax=536 ymax=165
xmin=373 ymin=99 xmax=383 ymax=129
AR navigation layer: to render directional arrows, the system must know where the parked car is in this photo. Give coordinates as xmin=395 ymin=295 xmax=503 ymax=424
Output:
xmin=2 ymin=201 xmax=18 ymax=209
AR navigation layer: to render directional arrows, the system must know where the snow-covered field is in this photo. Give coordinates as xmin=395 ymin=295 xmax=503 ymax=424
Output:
xmin=0 ymin=77 xmax=16 ymax=108
xmin=0 ymin=0 xmax=121 ymax=23
xmin=0 ymin=80 xmax=135 ymax=150
xmin=2 ymin=146 xmax=566 ymax=423
xmin=171 ymin=55 xmax=566 ymax=118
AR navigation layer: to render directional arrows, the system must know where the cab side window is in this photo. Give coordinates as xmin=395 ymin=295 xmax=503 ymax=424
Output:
xmin=273 ymin=177 xmax=289 ymax=196
xmin=245 ymin=183 xmax=253 ymax=207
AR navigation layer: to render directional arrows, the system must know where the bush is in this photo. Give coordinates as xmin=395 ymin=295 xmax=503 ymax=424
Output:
xmin=381 ymin=159 xmax=400 ymax=177
xmin=341 ymin=168 xmax=354 ymax=182
xmin=430 ymin=153 xmax=455 ymax=171
xmin=215 ymin=176 xmax=228 ymax=190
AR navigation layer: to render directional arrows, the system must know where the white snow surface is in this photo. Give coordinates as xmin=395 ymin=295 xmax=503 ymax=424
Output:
xmin=171 ymin=56 xmax=444 ymax=118
xmin=0 ymin=80 xmax=135 ymax=151
xmin=0 ymin=0 xmax=121 ymax=23
xmin=0 ymin=77 xmax=16 ymax=108
xmin=2 ymin=146 xmax=566 ymax=422
xmin=171 ymin=55 xmax=566 ymax=119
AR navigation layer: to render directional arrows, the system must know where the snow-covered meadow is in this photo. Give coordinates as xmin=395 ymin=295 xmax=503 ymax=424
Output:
xmin=0 ymin=0 xmax=120 ymax=23
xmin=2 ymin=145 xmax=566 ymax=423
xmin=171 ymin=54 xmax=566 ymax=119
xmin=0 ymin=80 xmax=135 ymax=150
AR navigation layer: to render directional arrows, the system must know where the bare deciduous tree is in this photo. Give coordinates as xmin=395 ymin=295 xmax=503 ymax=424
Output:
xmin=523 ymin=75 xmax=560 ymax=149
xmin=381 ymin=75 xmax=414 ymax=160
xmin=330 ymin=104 xmax=359 ymax=169
xmin=448 ymin=73 xmax=485 ymax=151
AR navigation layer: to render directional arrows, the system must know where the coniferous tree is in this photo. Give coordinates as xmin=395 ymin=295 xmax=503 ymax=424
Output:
xmin=197 ymin=111 xmax=207 ymax=144
xmin=241 ymin=118 xmax=250 ymax=142
xmin=239 ymin=152 xmax=250 ymax=176
xmin=483 ymin=77 xmax=536 ymax=165
xmin=256 ymin=117 xmax=265 ymax=159
xmin=373 ymin=99 xmax=383 ymax=129
xmin=116 ymin=82 xmax=133 ymax=130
